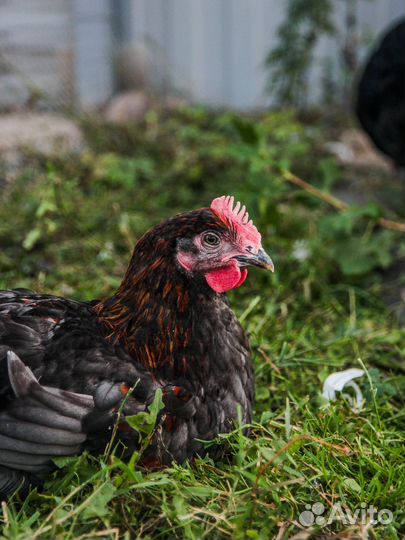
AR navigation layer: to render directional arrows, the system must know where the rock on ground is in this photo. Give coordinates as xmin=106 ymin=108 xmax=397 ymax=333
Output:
xmin=325 ymin=128 xmax=392 ymax=171
xmin=0 ymin=113 xmax=85 ymax=183
xmin=104 ymin=91 xmax=153 ymax=125
xmin=104 ymin=91 xmax=188 ymax=125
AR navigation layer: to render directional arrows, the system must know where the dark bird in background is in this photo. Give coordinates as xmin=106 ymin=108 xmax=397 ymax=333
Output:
xmin=355 ymin=18 xmax=405 ymax=168
xmin=0 ymin=196 xmax=274 ymax=498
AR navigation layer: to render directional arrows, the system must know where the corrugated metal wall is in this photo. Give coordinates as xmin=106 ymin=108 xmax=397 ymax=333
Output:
xmin=72 ymin=0 xmax=113 ymax=108
xmin=0 ymin=0 xmax=114 ymax=109
xmin=0 ymin=0 xmax=73 ymax=107
xmin=0 ymin=0 xmax=403 ymax=109
xmin=122 ymin=0 xmax=285 ymax=108
xmin=123 ymin=0 xmax=404 ymax=109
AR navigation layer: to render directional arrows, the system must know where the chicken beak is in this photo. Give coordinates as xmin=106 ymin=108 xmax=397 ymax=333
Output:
xmin=254 ymin=248 xmax=275 ymax=272
xmin=235 ymin=248 xmax=275 ymax=272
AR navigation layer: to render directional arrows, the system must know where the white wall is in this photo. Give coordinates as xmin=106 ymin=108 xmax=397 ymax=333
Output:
xmin=124 ymin=0 xmax=404 ymax=109
xmin=0 ymin=0 xmax=72 ymax=107
xmin=72 ymin=0 xmax=114 ymax=108
xmin=0 ymin=0 xmax=114 ymax=109
xmin=0 ymin=0 xmax=403 ymax=110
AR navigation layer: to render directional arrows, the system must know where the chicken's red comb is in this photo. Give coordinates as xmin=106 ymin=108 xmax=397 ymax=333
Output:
xmin=210 ymin=195 xmax=261 ymax=246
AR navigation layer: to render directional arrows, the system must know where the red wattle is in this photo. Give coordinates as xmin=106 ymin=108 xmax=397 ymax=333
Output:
xmin=235 ymin=268 xmax=248 ymax=288
xmin=205 ymin=264 xmax=248 ymax=293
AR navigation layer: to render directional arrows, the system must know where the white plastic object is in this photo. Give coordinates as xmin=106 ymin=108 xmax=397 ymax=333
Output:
xmin=323 ymin=368 xmax=365 ymax=411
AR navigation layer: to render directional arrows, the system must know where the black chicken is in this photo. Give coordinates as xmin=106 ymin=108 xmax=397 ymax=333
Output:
xmin=0 ymin=196 xmax=274 ymax=497
xmin=355 ymin=18 xmax=405 ymax=168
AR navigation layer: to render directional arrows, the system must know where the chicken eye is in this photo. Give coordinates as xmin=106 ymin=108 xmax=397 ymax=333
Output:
xmin=203 ymin=232 xmax=220 ymax=247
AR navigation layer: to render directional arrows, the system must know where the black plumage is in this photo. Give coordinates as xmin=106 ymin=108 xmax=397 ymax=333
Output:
xmin=355 ymin=19 xmax=405 ymax=168
xmin=0 ymin=198 xmax=273 ymax=498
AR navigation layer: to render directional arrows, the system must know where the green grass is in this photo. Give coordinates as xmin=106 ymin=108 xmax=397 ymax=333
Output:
xmin=0 ymin=108 xmax=404 ymax=539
